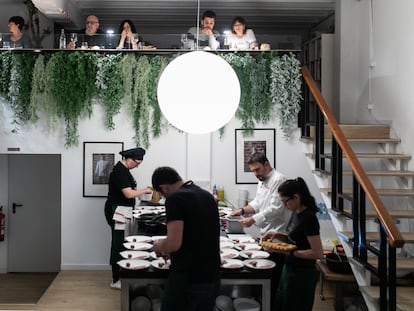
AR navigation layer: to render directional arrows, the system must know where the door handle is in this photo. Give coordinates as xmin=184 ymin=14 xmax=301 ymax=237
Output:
xmin=12 ymin=203 xmax=23 ymax=214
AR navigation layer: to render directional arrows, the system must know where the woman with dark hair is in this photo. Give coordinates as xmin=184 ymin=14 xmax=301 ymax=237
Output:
xmin=5 ymin=16 xmax=32 ymax=48
xmin=227 ymin=16 xmax=257 ymax=50
xmin=262 ymin=177 xmax=323 ymax=311
xmin=116 ymin=19 xmax=142 ymax=49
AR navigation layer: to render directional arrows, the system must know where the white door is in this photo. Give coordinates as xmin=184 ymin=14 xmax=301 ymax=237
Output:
xmin=7 ymin=154 xmax=61 ymax=272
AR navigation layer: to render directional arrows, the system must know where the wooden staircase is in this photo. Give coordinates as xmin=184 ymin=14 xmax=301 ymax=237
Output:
xmin=302 ymin=123 xmax=414 ymax=311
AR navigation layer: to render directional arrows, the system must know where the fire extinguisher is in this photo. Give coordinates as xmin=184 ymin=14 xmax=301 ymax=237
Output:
xmin=0 ymin=206 xmax=5 ymax=241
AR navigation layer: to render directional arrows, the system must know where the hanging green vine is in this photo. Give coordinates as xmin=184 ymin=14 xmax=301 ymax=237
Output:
xmin=96 ymin=53 xmax=123 ymax=130
xmin=49 ymin=51 xmax=98 ymax=147
xmin=270 ymin=53 xmax=302 ymax=138
xmin=0 ymin=51 xmax=302 ymax=148
xmin=8 ymin=53 xmax=36 ymax=131
xmin=148 ymin=55 xmax=169 ymax=138
xmin=132 ymin=56 xmax=152 ymax=148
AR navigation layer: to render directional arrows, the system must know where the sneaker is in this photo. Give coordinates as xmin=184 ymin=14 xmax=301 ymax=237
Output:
xmin=110 ymin=280 xmax=121 ymax=290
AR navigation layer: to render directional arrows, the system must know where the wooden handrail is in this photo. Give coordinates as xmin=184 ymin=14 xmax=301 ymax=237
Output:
xmin=301 ymin=66 xmax=404 ymax=248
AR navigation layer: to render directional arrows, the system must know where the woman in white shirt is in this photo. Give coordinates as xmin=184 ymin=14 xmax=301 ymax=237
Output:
xmin=228 ymin=16 xmax=257 ymax=50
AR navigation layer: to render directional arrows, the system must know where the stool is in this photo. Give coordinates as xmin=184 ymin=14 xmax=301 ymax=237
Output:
xmin=315 ymin=259 xmax=356 ymax=311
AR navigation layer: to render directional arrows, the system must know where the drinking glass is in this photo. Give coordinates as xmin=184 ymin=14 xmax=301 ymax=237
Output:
xmin=181 ymin=34 xmax=188 ymax=48
xmin=70 ymin=33 xmax=78 ymax=48
xmin=3 ymin=41 xmax=10 ymax=49
xmin=81 ymin=41 xmax=88 ymax=49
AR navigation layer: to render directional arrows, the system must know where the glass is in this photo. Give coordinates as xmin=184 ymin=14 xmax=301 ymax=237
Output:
xmin=180 ymin=34 xmax=188 ymax=48
xmin=3 ymin=41 xmax=10 ymax=49
xmin=81 ymin=41 xmax=88 ymax=49
xmin=70 ymin=33 xmax=78 ymax=48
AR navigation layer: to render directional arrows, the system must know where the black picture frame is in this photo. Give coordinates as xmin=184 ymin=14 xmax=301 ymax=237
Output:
xmin=235 ymin=128 xmax=276 ymax=184
xmin=83 ymin=141 xmax=124 ymax=197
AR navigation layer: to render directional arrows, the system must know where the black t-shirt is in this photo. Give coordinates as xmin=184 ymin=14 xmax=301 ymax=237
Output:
xmin=165 ymin=181 xmax=220 ymax=282
xmin=287 ymin=207 xmax=320 ymax=250
xmin=107 ymin=161 xmax=136 ymax=207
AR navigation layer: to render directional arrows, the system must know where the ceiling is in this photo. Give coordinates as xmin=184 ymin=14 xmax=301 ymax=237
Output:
xmin=32 ymin=0 xmax=335 ymax=37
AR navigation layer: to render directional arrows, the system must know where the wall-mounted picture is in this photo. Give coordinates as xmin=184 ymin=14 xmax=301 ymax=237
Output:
xmin=83 ymin=141 xmax=124 ymax=197
xmin=235 ymin=128 xmax=276 ymax=184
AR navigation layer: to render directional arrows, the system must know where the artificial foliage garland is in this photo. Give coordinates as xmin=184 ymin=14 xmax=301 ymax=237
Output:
xmin=0 ymin=51 xmax=302 ymax=147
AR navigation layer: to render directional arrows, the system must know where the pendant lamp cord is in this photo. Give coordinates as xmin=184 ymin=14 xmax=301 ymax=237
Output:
xmin=196 ymin=0 xmax=200 ymax=49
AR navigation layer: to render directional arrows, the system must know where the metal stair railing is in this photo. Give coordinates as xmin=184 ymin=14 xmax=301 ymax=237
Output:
xmin=299 ymin=66 xmax=404 ymax=311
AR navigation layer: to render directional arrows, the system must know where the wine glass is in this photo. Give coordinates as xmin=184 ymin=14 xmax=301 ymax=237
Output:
xmin=181 ymin=34 xmax=188 ymax=48
xmin=70 ymin=33 xmax=78 ymax=48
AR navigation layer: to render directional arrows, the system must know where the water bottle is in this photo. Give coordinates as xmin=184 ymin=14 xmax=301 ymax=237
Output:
xmin=59 ymin=29 xmax=66 ymax=49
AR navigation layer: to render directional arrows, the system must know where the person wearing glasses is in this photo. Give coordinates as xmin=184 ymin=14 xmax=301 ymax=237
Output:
xmin=227 ymin=16 xmax=257 ymax=50
xmin=104 ymin=147 xmax=153 ymax=290
xmin=230 ymin=152 xmax=292 ymax=311
xmin=262 ymin=177 xmax=324 ymax=311
xmin=67 ymin=15 xmax=105 ymax=49
xmin=151 ymin=166 xmax=221 ymax=311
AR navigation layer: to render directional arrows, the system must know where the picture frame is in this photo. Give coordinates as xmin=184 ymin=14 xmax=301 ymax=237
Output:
xmin=235 ymin=128 xmax=276 ymax=184
xmin=83 ymin=141 xmax=124 ymax=197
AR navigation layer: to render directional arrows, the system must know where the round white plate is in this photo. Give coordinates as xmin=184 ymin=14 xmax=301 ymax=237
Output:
xmin=228 ymin=236 xmax=256 ymax=244
xmin=220 ymin=241 xmax=235 ymax=249
xmin=221 ymin=259 xmax=244 ymax=269
xmin=120 ymin=250 xmax=150 ymax=260
xmin=124 ymin=235 xmax=152 ymax=243
xmin=151 ymin=258 xmax=171 ymax=270
xmin=243 ymin=259 xmax=275 ymax=270
xmin=117 ymin=259 xmax=150 ymax=270
xmin=239 ymin=250 xmax=270 ymax=259
xmin=220 ymin=248 xmax=239 ymax=259
xmin=123 ymin=242 xmax=153 ymax=251
xmin=234 ymin=243 xmax=261 ymax=251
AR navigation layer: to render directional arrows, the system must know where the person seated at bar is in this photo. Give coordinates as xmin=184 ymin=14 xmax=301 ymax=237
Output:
xmin=187 ymin=10 xmax=220 ymax=50
xmin=5 ymin=16 xmax=32 ymax=48
xmin=116 ymin=19 xmax=142 ymax=50
xmin=227 ymin=16 xmax=257 ymax=50
xmin=67 ymin=15 xmax=105 ymax=49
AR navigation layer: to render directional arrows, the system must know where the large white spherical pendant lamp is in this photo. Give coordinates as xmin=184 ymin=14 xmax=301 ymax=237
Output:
xmin=157 ymin=51 xmax=240 ymax=134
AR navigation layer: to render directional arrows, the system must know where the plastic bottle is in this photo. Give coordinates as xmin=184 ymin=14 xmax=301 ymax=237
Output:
xmin=59 ymin=29 xmax=66 ymax=49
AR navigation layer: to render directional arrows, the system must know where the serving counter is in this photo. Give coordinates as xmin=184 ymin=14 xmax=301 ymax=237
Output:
xmin=119 ymin=210 xmax=273 ymax=311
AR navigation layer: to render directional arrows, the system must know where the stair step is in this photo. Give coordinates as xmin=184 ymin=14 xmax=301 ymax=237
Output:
xmin=368 ymin=258 xmax=414 ymax=272
xmin=306 ymin=152 xmax=411 ymax=160
xmin=343 ymin=208 xmax=414 ymax=219
xmin=301 ymin=137 xmax=400 ymax=144
xmin=308 ymin=124 xmax=391 ymax=139
xmin=360 ymin=286 xmax=414 ymax=311
xmin=314 ymin=169 xmax=414 ymax=178
xmin=339 ymin=231 xmax=414 ymax=243
xmin=321 ymin=188 xmax=414 ymax=197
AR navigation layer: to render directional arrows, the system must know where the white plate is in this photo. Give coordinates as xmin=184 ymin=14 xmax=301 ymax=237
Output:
xmin=234 ymin=243 xmax=261 ymax=251
xmin=221 ymin=259 xmax=244 ymax=269
xmin=152 ymin=235 xmax=167 ymax=241
xmin=244 ymin=259 xmax=276 ymax=270
xmin=220 ymin=241 xmax=235 ymax=249
xmin=117 ymin=259 xmax=150 ymax=270
xmin=228 ymin=235 xmax=256 ymax=244
xmin=151 ymin=258 xmax=171 ymax=270
xmin=239 ymin=250 xmax=270 ymax=259
xmin=120 ymin=251 xmax=150 ymax=260
xmin=123 ymin=242 xmax=152 ymax=251
xmin=124 ymin=235 xmax=152 ymax=243
xmin=220 ymin=248 xmax=239 ymax=259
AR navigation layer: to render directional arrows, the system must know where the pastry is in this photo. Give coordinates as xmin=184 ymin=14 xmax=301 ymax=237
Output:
xmin=260 ymin=241 xmax=297 ymax=251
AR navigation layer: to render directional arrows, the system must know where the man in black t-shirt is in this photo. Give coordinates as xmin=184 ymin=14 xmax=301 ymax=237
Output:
xmin=152 ymin=167 xmax=221 ymax=311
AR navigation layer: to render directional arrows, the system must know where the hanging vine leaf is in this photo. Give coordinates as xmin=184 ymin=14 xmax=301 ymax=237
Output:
xmin=120 ymin=54 xmax=137 ymax=106
xmin=29 ymin=53 xmax=47 ymax=123
xmin=148 ymin=55 xmax=169 ymax=138
xmin=49 ymin=51 xmax=98 ymax=147
xmin=96 ymin=53 xmax=123 ymax=130
xmin=132 ymin=55 xmax=152 ymax=147
xmin=0 ymin=52 xmax=12 ymax=99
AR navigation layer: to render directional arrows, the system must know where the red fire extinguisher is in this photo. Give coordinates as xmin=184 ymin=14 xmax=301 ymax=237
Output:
xmin=0 ymin=206 xmax=5 ymax=241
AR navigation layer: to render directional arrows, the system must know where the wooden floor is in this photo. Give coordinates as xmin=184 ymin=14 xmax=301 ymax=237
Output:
xmin=0 ymin=270 xmax=339 ymax=311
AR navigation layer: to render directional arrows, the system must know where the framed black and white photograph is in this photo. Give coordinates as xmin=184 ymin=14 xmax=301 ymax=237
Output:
xmin=235 ymin=128 xmax=276 ymax=184
xmin=83 ymin=141 xmax=124 ymax=197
